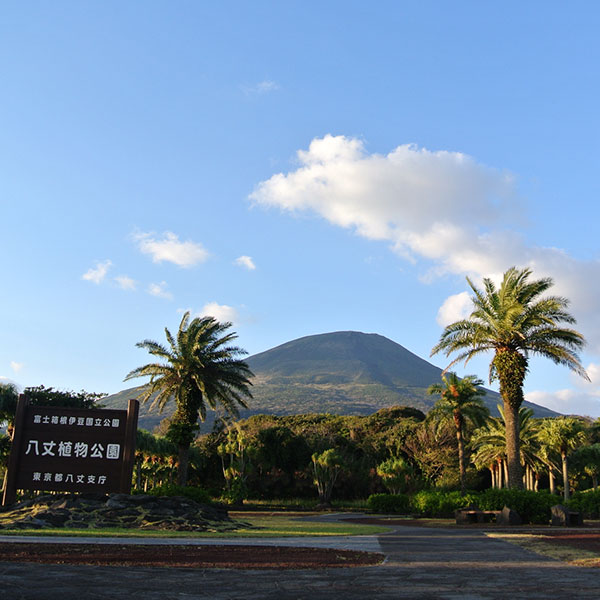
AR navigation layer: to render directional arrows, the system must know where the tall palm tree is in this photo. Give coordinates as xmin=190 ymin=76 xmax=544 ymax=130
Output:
xmin=427 ymin=373 xmax=489 ymax=494
xmin=432 ymin=266 xmax=588 ymax=489
xmin=125 ymin=312 xmax=253 ymax=486
xmin=537 ymin=417 xmax=588 ymax=501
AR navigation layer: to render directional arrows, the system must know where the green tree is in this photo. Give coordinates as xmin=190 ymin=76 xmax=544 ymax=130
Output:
xmin=427 ymin=373 xmax=489 ymax=494
xmin=471 ymin=405 xmax=541 ymax=490
xmin=432 ymin=266 xmax=588 ymax=489
xmin=376 ymin=456 xmax=415 ymax=494
xmin=125 ymin=312 xmax=253 ymax=486
xmin=0 ymin=383 xmax=19 ymax=438
xmin=537 ymin=417 xmax=588 ymax=501
xmin=312 ymin=448 xmax=345 ymax=507
xmin=572 ymin=444 xmax=600 ymax=491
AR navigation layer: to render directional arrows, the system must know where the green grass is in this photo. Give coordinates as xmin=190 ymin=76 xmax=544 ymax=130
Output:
xmin=0 ymin=513 xmax=388 ymax=538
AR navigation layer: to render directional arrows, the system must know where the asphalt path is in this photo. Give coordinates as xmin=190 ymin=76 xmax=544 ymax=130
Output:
xmin=2 ymin=515 xmax=600 ymax=599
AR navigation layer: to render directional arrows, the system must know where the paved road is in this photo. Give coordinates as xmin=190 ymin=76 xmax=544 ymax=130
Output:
xmin=2 ymin=519 xmax=600 ymax=599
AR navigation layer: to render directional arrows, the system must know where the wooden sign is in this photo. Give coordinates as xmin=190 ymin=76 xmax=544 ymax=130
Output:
xmin=2 ymin=395 xmax=139 ymax=506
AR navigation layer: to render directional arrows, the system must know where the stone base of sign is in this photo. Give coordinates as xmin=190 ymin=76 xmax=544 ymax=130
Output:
xmin=0 ymin=493 xmax=247 ymax=533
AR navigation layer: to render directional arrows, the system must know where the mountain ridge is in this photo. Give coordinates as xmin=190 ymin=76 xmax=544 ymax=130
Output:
xmin=102 ymin=330 xmax=558 ymax=431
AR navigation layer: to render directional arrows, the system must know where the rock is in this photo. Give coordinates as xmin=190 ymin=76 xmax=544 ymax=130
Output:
xmin=551 ymin=504 xmax=583 ymax=526
xmin=496 ymin=506 xmax=521 ymax=526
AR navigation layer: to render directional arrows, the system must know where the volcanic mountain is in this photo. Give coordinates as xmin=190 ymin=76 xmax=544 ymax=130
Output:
xmin=103 ymin=330 xmax=557 ymax=431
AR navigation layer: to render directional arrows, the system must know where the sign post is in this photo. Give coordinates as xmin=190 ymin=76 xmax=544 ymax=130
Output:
xmin=2 ymin=395 xmax=139 ymax=506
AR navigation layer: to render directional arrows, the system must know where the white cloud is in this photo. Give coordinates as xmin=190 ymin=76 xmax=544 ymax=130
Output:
xmin=10 ymin=361 xmax=24 ymax=373
xmin=252 ymin=134 xmax=600 ymax=355
xmin=82 ymin=260 xmax=112 ymax=284
xmin=148 ymin=281 xmax=173 ymax=300
xmin=134 ymin=231 xmax=209 ymax=268
xmin=436 ymin=292 xmax=472 ymax=327
xmin=115 ymin=275 xmax=137 ymax=291
xmin=200 ymin=302 xmax=238 ymax=324
xmin=234 ymin=255 xmax=256 ymax=271
xmin=242 ymin=80 xmax=280 ymax=95
xmin=526 ymin=389 xmax=600 ymax=418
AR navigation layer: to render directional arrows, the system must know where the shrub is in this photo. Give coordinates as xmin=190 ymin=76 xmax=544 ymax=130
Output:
xmin=568 ymin=489 xmax=600 ymax=518
xmin=410 ymin=490 xmax=478 ymax=517
xmin=367 ymin=493 xmax=410 ymax=514
xmin=477 ymin=488 xmax=555 ymax=524
xmin=148 ymin=483 xmax=213 ymax=505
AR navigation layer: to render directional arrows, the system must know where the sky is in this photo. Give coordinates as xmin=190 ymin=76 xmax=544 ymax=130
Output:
xmin=2 ymin=2 xmax=600 ymax=416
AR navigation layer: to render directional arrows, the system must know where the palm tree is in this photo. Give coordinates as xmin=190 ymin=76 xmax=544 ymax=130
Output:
xmin=537 ymin=417 xmax=588 ymax=501
xmin=427 ymin=373 xmax=489 ymax=494
xmin=125 ymin=312 xmax=253 ymax=486
xmin=432 ymin=266 xmax=588 ymax=489
xmin=471 ymin=405 xmax=541 ymax=490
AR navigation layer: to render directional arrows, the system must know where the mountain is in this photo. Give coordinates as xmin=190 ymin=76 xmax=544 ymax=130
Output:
xmin=102 ymin=331 xmax=558 ymax=431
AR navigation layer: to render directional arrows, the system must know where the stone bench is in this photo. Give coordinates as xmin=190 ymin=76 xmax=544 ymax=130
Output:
xmin=455 ymin=506 xmax=521 ymax=526
xmin=551 ymin=504 xmax=583 ymax=526
xmin=455 ymin=509 xmax=501 ymax=524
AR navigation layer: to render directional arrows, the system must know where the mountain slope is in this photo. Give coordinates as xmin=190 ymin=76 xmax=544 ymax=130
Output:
xmin=103 ymin=330 xmax=558 ymax=431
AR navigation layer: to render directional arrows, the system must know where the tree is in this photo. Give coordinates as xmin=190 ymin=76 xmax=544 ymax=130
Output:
xmin=537 ymin=417 xmax=587 ymax=501
xmin=312 ymin=448 xmax=345 ymax=507
xmin=376 ymin=456 xmax=415 ymax=495
xmin=427 ymin=373 xmax=488 ymax=494
xmin=572 ymin=444 xmax=600 ymax=491
xmin=432 ymin=266 xmax=588 ymax=489
xmin=471 ymin=405 xmax=542 ymax=490
xmin=0 ymin=383 xmax=19 ymax=438
xmin=125 ymin=312 xmax=253 ymax=486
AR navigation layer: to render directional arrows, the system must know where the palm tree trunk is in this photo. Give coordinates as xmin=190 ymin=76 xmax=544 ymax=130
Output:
xmin=562 ymin=451 xmax=570 ymax=502
xmin=177 ymin=443 xmax=190 ymax=486
xmin=490 ymin=465 xmax=496 ymax=489
xmin=456 ymin=424 xmax=466 ymax=495
xmin=503 ymin=459 xmax=509 ymax=488
xmin=503 ymin=401 xmax=523 ymax=489
xmin=494 ymin=348 xmax=527 ymax=489
xmin=549 ymin=466 xmax=555 ymax=494
xmin=497 ymin=458 xmax=503 ymax=488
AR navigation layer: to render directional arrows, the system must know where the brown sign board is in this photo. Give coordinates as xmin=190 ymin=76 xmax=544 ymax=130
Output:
xmin=2 ymin=395 xmax=139 ymax=506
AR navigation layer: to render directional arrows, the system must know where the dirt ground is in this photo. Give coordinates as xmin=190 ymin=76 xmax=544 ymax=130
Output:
xmin=0 ymin=542 xmax=384 ymax=569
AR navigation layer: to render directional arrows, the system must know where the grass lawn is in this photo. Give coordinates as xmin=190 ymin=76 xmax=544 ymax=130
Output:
xmin=0 ymin=513 xmax=389 ymax=539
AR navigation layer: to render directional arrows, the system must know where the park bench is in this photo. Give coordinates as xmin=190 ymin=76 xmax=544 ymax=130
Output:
xmin=551 ymin=504 xmax=583 ymax=526
xmin=455 ymin=508 xmax=501 ymax=524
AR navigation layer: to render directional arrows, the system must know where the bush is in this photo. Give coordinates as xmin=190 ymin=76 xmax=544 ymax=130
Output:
xmin=410 ymin=490 xmax=478 ymax=517
xmin=148 ymin=483 xmax=213 ymax=505
xmin=569 ymin=489 xmax=600 ymax=518
xmin=477 ymin=488 xmax=555 ymax=524
xmin=367 ymin=493 xmax=410 ymax=514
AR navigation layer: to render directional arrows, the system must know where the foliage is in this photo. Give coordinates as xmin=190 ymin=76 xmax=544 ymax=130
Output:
xmin=432 ymin=266 xmax=588 ymax=489
xmin=428 ymin=372 xmax=488 ymax=494
xmin=568 ymin=490 xmax=600 ymax=518
xmin=217 ymin=425 xmax=256 ymax=504
xmin=402 ymin=420 xmax=457 ymax=484
xmin=410 ymin=490 xmax=478 ymax=517
xmin=367 ymin=493 xmax=410 ymax=514
xmin=125 ymin=311 xmax=253 ymax=485
xmin=25 ymin=385 xmax=106 ymax=409
xmin=537 ymin=416 xmax=588 ymax=500
xmin=312 ymin=448 xmax=346 ymax=505
xmin=376 ymin=457 xmax=415 ymax=494
xmin=146 ymin=483 xmax=213 ymax=505
xmin=477 ymin=488 xmax=556 ymax=524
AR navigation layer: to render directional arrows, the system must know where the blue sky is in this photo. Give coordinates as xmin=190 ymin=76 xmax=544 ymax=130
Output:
xmin=2 ymin=2 xmax=600 ymax=416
